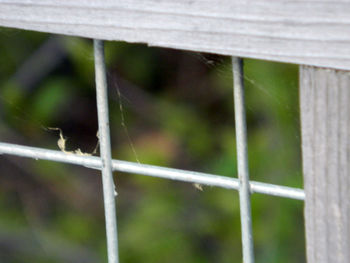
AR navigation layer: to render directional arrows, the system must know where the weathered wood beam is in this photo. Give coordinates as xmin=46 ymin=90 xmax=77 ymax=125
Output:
xmin=300 ymin=66 xmax=350 ymax=262
xmin=0 ymin=0 xmax=350 ymax=70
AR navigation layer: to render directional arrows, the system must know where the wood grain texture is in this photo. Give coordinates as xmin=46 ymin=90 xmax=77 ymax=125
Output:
xmin=1 ymin=0 xmax=350 ymax=70
xmin=300 ymin=66 xmax=350 ymax=263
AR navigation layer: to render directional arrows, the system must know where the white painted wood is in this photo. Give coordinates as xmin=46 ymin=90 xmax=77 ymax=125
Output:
xmin=300 ymin=66 xmax=350 ymax=263
xmin=0 ymin=0 xmax=350 ymax=70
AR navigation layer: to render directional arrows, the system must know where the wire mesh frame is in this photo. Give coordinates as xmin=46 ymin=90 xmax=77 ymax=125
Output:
xmin=0 ymin=39 xmax=305 ymax=263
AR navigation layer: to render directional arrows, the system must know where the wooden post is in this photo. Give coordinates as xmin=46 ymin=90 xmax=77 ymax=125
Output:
xmin=300 ymin=66 xmax=350 ymax=263
xmin=1 ymin=1 xmax=350 ymax=70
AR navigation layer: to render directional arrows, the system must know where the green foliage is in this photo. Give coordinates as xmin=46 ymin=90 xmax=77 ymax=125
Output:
xmin=29 ymin=77 xmax=72 ymax=124
xmin=0 ymin=30 xmax=304 ymax=262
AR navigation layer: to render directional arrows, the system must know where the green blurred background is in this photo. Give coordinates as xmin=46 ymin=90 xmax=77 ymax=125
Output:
xmin=0 ymin=29 xmax=305 ymax=262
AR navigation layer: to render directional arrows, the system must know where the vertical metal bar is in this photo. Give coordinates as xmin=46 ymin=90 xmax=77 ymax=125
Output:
xmin=94 ymin=39 xmax=119 ymax=263
xmin=232 ymin=57 xmax=255 ymax=263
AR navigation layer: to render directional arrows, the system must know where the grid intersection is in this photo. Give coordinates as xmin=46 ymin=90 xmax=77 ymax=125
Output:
xmin=0 ymin=39 xmax=305 ymax=263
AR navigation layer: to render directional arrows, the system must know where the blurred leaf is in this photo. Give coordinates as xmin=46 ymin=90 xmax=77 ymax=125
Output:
xmin=29 ymin=77 xmax=72 ymax=124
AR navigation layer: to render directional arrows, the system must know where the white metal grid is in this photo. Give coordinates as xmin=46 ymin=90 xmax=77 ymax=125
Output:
xmin=0 ymin=40 xmax=305 ymax=263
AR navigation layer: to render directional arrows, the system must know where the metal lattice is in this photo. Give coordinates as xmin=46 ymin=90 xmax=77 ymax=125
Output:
xmin=0 ymin=40 xmax=304 ymax=263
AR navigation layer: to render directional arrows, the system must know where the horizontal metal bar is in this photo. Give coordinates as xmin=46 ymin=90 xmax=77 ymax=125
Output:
xmin=0 ymin=142 xmax=305 ymax=200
